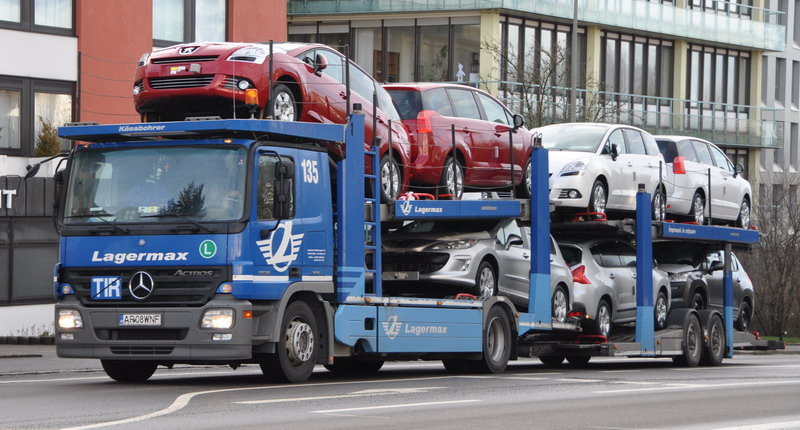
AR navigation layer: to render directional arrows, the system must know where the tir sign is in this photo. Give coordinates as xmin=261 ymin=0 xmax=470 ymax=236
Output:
xmin=91 ymin=277 xmax=122 ymax=300
xmin=0 ymin=189 xmax=17 ymax=209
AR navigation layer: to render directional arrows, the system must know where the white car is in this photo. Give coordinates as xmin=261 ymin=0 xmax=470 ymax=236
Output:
xmin=655 ymin=136 xmax=751 ymax=227
xmin=539 ymin=123 xmax=666 ymax=220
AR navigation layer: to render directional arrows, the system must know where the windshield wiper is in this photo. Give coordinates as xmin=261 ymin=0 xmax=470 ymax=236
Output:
xmin=65 ymin=213 xmax=130 ymax=234
xmin=141 ymin=213 xmax=215 ymax=233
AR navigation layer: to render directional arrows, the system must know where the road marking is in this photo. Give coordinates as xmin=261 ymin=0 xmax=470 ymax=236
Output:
xmin=712 ymin=419 xmax=800 ymax=429
xmin=235 ymin=387 xmax=445 ymax=405
xmin=556 ymin=378 xmax=604 ymax=383
xmin=513 ymin=372 xmax=562 ymax=376
xmin=312 ymin=399 xmax=480 ymax=414
xmin=599 ymin=370 xmax=641 ymax=373
xmin=59 ymin=375 xmax=455 ymax=430
xmin=593 ymin=379 xmax=800 ymax=394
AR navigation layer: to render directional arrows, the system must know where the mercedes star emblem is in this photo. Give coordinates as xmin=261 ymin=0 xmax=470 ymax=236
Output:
xmin=129 ymin=271 xmax=155 ymax=301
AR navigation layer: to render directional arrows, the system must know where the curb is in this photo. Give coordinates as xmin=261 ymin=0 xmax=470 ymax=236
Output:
xmin=0 ymin=336 xmax=56 ymax=345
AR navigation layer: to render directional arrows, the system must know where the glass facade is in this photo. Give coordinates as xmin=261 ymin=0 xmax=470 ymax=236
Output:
xmin=0 ymin=0 xmax=73 ymax=33
xmin=0 ymin=89 xmax=20 ymax=150
xmin=153 ymin=0 xmax=226 ymax=45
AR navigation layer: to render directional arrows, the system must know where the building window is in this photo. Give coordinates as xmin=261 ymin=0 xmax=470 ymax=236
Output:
xmin=0 ymin=0 xmax=73 ymax=35
xmin=153 ymin=0 xmax=226 ymax=46
xmin=686 ymin=44 xmax=750 ymax=106
xmin=0 ymin=76 xmax=73 ymax=157
xmin=776 ymin=57 xmax=786 ymax=106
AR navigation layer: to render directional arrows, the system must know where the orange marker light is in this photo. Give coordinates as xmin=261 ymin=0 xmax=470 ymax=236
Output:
xmin=245 ymin=88 xmax=258 ymax=106
xmin=243 ymin=310 xmax=253 ymax=319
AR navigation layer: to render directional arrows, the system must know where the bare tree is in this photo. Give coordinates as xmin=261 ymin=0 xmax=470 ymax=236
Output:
xmin=739 ymin=173 xmax=800 ymax=338
xmin=479 ymin=40 xmax=621 ymax=128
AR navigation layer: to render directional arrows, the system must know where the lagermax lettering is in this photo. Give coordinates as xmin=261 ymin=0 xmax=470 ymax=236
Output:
xmin=92 ymin=251 xmax=188 ymax=265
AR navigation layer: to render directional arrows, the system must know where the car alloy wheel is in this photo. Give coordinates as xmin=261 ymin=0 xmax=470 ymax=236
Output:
xmin=691 ymin=192 xmax=705 ymax=225
xmin=652 ymin=190 xmax=665 ymax=221
xmin=589 ymin=180 xmax=606 ymax=215
xmin=737 ymin=199 xmax=750 ymax=228
xmin=441 ymin=157 xmax=464 ymax=200
xmin=552 ymin=286 xmax=568 ymax=323
xmin=654 ymin=291 xmax=668 ymax=330
xmin=475 ymin=262 xmax=497 ymax=300
xmin=380 ymin=155 xmax=401 ymax=202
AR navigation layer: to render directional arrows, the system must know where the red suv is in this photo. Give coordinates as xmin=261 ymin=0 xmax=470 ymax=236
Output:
xmin=133 ymin=41 xmax=411 ymax=202
xmin=384 ymin=83 xmax=533 ymax=199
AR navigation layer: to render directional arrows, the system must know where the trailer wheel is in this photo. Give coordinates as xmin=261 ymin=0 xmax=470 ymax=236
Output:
xmin=701 ymin=314 xmax=725 ymax=366
xmin=324 ymin=358 xmax=384 ymax=373
xmin=539 ymin=355 xmax=565 ymax=367
xmin=672 ymin=313 xmax=702 ymax=367
xmin=101 ymin=360 xmax=157 ymax=382
xmin=260 ymin=300 xmax=319 ymax=383
xmin=471 ymin=305 xmax=512 ymax=374
xmin=566 ymin=355 xmax=591 ymax=366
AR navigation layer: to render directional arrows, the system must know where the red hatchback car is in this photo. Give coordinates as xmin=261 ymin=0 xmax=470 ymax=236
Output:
xmin=384 ymin=83 xmax=534 ymax=199
xmin=133 ymin=41 xmax=411 ymax=202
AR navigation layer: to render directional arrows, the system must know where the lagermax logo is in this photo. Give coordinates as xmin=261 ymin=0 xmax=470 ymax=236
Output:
xmin=400 ymin=198 xmax=413 ymax=216
xmin=382 ymin=315 xmax=402 ymax=340
xmin=256 ymin=221 xmax=304 ymax=272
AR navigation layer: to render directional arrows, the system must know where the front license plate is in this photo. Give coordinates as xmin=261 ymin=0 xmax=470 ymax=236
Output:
xmin=382 ymin=271 xmax=419 ymax=281
xmin=119 ymin=314 xmax=162 ymax=326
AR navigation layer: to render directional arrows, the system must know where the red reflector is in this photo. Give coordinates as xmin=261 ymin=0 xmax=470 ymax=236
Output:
xmin=416 ymin=110 xmax=435 ymax=134
xmin=572 ymin=265 xmax=591 ymax=284
xmin=673 ymin=156 xmax=686 ymax=174
xmin=567 ymin=311 xmax=584 ymax=318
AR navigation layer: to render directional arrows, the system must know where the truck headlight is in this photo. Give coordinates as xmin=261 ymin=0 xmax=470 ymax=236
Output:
xmin=560 ymin=159 xmax=588 ymax=176
xmin=58 ymin=309 xmax=83 ymax=329
xmin=201 ymin=309 xmax=235 ymax=329
xmin=430 ymin=240 xmax=478 ymax=250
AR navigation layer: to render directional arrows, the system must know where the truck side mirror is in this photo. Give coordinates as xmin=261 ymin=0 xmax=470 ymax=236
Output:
xmin=273 ymin=159 xmax=294 ymax=219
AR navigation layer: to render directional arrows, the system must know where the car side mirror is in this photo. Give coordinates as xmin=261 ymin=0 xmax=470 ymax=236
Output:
xmin=506 ymin=234 xmax=524 ymax=250
xmin=610 ymin=143 xmax=619 ymax=161
xmin=734 ymin=163 xmax=744 ymax=178
xmin=314 ymin=53 xmax=328 ymax=76
xmin=709 ymin=261 xmax=724 ymax=273
xmin=512 ymin=114 xmax=525 ymax=131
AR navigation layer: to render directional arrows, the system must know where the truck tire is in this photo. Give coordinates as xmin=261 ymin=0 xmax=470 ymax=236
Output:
xmin=672 ymin=313 xmax=702 ymax=367
xmin=324 ymin=358 xmax=384 ymax=373
xmin=566 ymin=355 xmax=591 ymax=365
xmin=469 ymin=305 xmax=512 ymax=374
xmin=101 ymin=360 xmax=157 ymax=382
xmin=700 ymin=314 xmax=725 ymax=367
xmin=260 ymin=300 xmax=319 ymax=383
xmin=539 ymin=355 xmax=565 ymax=367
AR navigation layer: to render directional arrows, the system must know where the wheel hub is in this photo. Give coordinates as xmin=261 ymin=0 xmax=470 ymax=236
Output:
xmin=285 ymin=319 xmax=314 ymax=365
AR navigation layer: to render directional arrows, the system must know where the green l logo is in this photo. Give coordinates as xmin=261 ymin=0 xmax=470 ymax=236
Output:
xmin=199 ymin=240 xmax=217 ymax=258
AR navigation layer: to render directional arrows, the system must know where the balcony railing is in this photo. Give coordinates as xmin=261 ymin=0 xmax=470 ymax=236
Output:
xmin=493 ymin=82 xmax=783 ymax=149
xmin=288 ymin=0 xmax=785 ymax=51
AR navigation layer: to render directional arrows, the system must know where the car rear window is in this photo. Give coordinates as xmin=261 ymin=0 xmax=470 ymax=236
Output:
xmin=387 ymin=89 xmax=422 ymax=120
xmin=656 ymin=140 xmax=678 ymax=162
xmin=558 ymin=245 xmax=582 ymax=266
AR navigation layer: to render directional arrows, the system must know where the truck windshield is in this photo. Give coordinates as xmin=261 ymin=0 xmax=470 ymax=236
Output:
xmin=63 ymin=146 xmax=247 ymax=224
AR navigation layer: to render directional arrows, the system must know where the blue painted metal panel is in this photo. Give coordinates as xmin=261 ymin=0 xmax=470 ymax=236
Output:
xmin=392 ymin=199 xmax=521 ymax=220
xmin=334 ymin=305 xmax=379 ymax=353
xmin=635 ymin=191 xmax=655 ymax=354
xmin=661 ymin=222 xmax=759 ymax=243
xmin=63 ymin=234 xmax=228 ymax=267
xmin=527 ymin=147 xmax=551 ymax=329
xmin=336 ymin=114 xmax=366 ymax=302
xmin=59 ymin=119 xmax=346 ymax=144
xmin=376 ymin=306 xmax=483 ymax=353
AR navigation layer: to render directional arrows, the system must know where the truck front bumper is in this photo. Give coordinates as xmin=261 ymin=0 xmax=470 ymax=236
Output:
xmin=55 ymin=295 xmax=254 ymax=362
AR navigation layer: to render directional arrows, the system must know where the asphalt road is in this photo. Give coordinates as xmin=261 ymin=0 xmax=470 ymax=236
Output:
xmin=1 ymin=347 xmax=799 ymax=430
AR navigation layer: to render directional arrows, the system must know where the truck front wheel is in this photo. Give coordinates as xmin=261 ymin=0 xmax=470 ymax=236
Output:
xmin=101 ymin=360 xmax=157 ymax=382
xmin=260 ymin=300 xmax=319 ymax=383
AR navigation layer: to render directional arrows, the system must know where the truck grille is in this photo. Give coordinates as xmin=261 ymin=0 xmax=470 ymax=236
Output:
xmin=110 ymin=346 xmax=174 ymax=355
xmin=63 ymin=266 xmax=229 ymax=307
xmin=367 ymin=252 xmax=450 ymax=274
xmin=96 ymin=329 xmax=188 ymax=341
xmin=149 ymin=75 xmax=214 ymax=89
xmin=151 ymin=56 xmax=219 ymax=64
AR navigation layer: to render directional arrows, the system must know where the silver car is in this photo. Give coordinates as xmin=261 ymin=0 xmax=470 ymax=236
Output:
xmin=556 ymin=237 xmax=671 ymax=337
xmin=380 ymin=219 xmax=575 ymax=322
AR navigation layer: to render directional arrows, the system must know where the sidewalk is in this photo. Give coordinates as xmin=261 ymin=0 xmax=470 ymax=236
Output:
xmin=1 ymin=344 xmax=798 ymax=377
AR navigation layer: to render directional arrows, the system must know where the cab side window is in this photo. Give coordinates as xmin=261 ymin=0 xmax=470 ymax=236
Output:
xmin=257 ymin=155 xmax=295 ymax=220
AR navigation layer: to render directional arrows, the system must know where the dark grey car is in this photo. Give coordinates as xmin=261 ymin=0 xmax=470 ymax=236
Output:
xmin=379 ymin=219 xmax=574 ymax=322
xmin=654 ymin=242 xmax=754 ymax=331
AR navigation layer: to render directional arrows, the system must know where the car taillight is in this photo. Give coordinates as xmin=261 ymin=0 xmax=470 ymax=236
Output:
xmin=416 ymin=110 xmax=435 ymax=134
xmin=673 ymin=156 xmax=686 ymax=174
xmin=572 ymin=265 xmax=591 ymax=284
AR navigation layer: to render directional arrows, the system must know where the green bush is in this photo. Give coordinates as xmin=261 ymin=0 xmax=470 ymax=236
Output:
xmin=34 ymin=117 xmax=62 ymax=157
